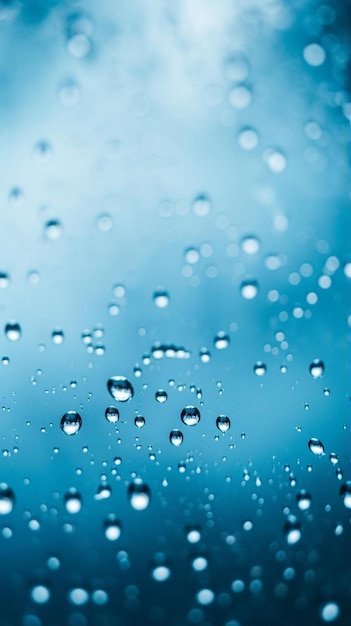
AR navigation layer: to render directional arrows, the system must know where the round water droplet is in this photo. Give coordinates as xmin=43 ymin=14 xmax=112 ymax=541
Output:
xmin=264 ymin=148 xmax=287 ymax=173
xmin=181 ymin=406 xmax=201 ymax=427
xmin=192 ymin=194 xmax=211 ymax=217
xmin=284 ymin=518 xmax=301 ymax=544
xmin=240 ymin=280 xmax=259 ymax=300
xmin=340 ymin=481 xmax=351 ymax=509
xmin=309 ymin=359 xmax=324 ymax=378
xmin=5 ymin=322 xmax=21 ymax=342
xmin=169 ymin=429 xmax=183 ymax=447
xmin=68 ymin=587 xmax=89 ymax=606
xmin=0 ymin=484 xmax=15 ymax=514
xmin=303 ymin=43 xmax=326 ymax=67
xmin=320 ymin=602 xmax=340 ymax=622
xmin=214 ymin=331 xmax=230 ymax=350
xmin=185 ymin=526 xmax=201 ymax=543
xmin=0 ymin=272 xmax=10 ymax=288
xmin=216 ymin=415 xmax=231 ymax=433
xmin=253 ymin=362 xmax=266 ymax=376
xmin=153 ymin=291 xmax=170 ymax=308
xmin=296 ymin=490 xmax=312 ymax=511
xmin=104 ymin=515 xmax=122 ymax=540
xmin=237 ymin=127 xmax=259 ymax=151
xmin=155 ymin=389 xmax=168 ymax=403
xmin=191 ymin=556 xmax=208 ymax=571
xmin=60 ymin=411 xmax=82 ymax=436
xmin=241 ymin=235 xmax=260 ymax=254
xmin=105 ymin=406 xmax=120 ymax=423
xmin=329 ymin=452 xmax=339 ymax=466
xmin=44 ymin=219 xmax=63 ymax=240
xmin=52 ymin=329 xmax=64 ymax=344
xmin=64 ymin=490 xmax=82 ymax=514
xmin=134 ymin=415 xmax=145 ymax=428
xmin=199 ymin=348 xmax=211 ymax=363
xmin=151 ymin=564 xmax=171 ymax=582
xmin=184 ymin=247 xmax=200 ymax=264
xmin=128 ymin=479 xmax=151 ymax=511
xmin=228 ymin=84 xmax=252 ymax=109
xmin=308 ymin=438 xmax=325 ymax=456
xmin=107 ymin=376 xmax=134 ymax=402
xmin=31 ymin=585 xmax=50 ymax=604
xmin=196 ymin=588 xmax=215 ymax=605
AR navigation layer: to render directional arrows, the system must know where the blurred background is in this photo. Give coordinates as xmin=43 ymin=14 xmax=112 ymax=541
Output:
xmin=0 ymin=0 xmax=350 ymax=625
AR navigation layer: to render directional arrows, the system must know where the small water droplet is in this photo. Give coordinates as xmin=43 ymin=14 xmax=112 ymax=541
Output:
xmin=308 ymin=438 xmax=325 ymax=456
xmin=96 ymin=213 xmax=113 ymax=232
xmin=237 ymin=127 xmax=259 ymax=151
xmin=64 ymin=490 xmax=82 ymax=514
xmin=240 ymin=280 xmax=259 ymax=299
xmin=60 ymin=411 xmax=82 ymax=436
xmin=44 ymin=219 xmax=63 ymax=240
xmin=199 ymin=348 xmax=211 ymax=363
xmin=107 ymin=376 xmax=134 ymax=402
xmin=216 ymin=415 xmax=231 ymax=433
xmin=0 ymin=484 xmax=15 ymax=514
xmin=253 ymin=362 xmax=266 ymax=376
xmin=155 ymin=389 xmax=168 ymax=403
xmin=181 ymin=406 xmax=201 ymax=427
xmin=264 ymin=148 xmax=287 ymax=173
xmin=340 ymin=482 xmax=351 ymax=509
xmin=284 ymin=517 xmax=301 ymax=544
xmin=128 ymin=479 xmax=151 ymax=511
xmin=134 ymin=415 xmax=145 ymax=428
xmin=5 ymin=322 xmax=21 ymax=342
xmin=52 ymin=329 xmax=64 ymax=344
xmin=329 ymin=452 xmax=339 ymax=466
xmin=153 ymin=291 xmax=170 ymax=308
xmin=151 ymin=564 xmax=171 ymax=582
xmin=309 ymin=359 xmax=324 ymax=378
xmin=0 ymin=272 xmax=10 ymax=289
xmin=214 ymin=331 xmax=230 ymax=350
xmin=185 ymin=526 xmax=201 ymax=543
xmin=169 ymin=429 xmax=183 ymax=447
xmin=296 ymin=490 xmax=312 ymax=511
xmin=104 ymin=515 xmax=122 ymax=540
xmin=31 ymin=584 xmax=50 ymax=604
xmin=104 ymin=406 xmax=119 ymax=423
xmin=192 ymin=194 xmax=211 ymax=217
xmin=241 ymin=235 xmax=260 ymax=254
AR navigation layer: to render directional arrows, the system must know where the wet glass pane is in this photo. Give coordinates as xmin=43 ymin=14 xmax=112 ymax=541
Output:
xmin=0 ymin=1 xmax=350 ymax=625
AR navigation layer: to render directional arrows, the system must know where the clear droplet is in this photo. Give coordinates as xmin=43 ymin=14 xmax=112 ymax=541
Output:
xmin=214 ymin=331 xmax=230 ymax=350
xmin=105 ymin=406 xmax=120 ymax=423
xmin=192 ymin=194 xmax=211 ymax=217
xmin=308 ymin=438 xmax=325 ymax=456
xmin=216 ymin=415 xmax=231 ymax=433
xmin=52 ymin=329 xmax=64 ymax=344
xmin=134 ymin=415 xmax=145 ymax=428
xmin=104 ymin=515 xmax=122 ymax=540
xmin=155 ymin=389 xmax=168 ymax=403
xmin=240 ymin=280 xmax=259 ymax=300
xmin=153 ymin=291 xmax=170 ymax=308
xmin=5 ymin=322 xmax=21 ymax=342
xmin=296 ymin=490 xmax=312 ymax=511
xmin=60 ymin=411 xmax=82 ymax=436
xmin=253 ymin=362 xmax=266 ymax=376
xmin=64 ymin=490 xmax=82 ymax=514
xmin=107 ymin=376 xmax=134 ymax=402
xmin=169 ymin=429 xmax=183 ymax=447
xmin=44 ymin=219 xmax=63 ymax=240
xmin=340 ymin=482 xmax=351 ymax=509
xmin=181 ymin=406 xmax=201 ymax=427
xmin=309 ymin=359 xmax=324 ymax=378
xmin=241 ymin=235 xmax=260 ymax=254
xmin=128 ymin=479 xmax=151 ymax=511
xmin=0 ymin=484 xmax=15 ymax=514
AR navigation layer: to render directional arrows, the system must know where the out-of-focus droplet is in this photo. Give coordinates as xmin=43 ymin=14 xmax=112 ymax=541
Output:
xmin=237 ymin=127 xmax=259 ymax=150
xmin=184 ymin=247 xmax=200 ymax=264
xmin=5 ymin=322 xmax=21 ymax=342
xmin=169 ymin=429 xmax=183 ymax=447
xmin=153 ymin=291 xmax=170 ymax=308
xmin=185 ymin=526 xmax=201 ymax=543
xmin=0 ymin=484 xmax=15 ymax=515
xmin=253 ymin=362 xmax=266 ymax=376
xmin=340 ymin=482 xmax=351 ymax=509
xmin=214 ymin=331 xmax=230 ymax=350
xmin=0 ymin=272 xmax=10 ymax=288
xmin=192 ymin=194 xmax=211 ymax=217
xmin=155 ymin=389 xmax=168 ymax=403
xmin=320 ymin=602 xmax=340 ymax=622
xmin=44 ymin=219 xmax=63 ymax=240
xmin=228 ymin=84 xmax=252 ymax=109
xmin=240 ymin=279 xmax=259 ymax=299
xmin=96 ymin=213 xmax=113 ymax=232
xmin=151 ymin=564 xmax=171 ymax=582
xmin=60 ymin=411 xmax=82 ymax=436
xmin=58 ymin=79 xmax=81 ymax=107
xmin=309 ymin=359 xmax=324 ymax=378
xmin=105 ymin=406 xmax=120 ymax=423
xmin=128 ymin=479 xmax=151 ymax=511
xmin=64 ymin=490 xmax=82 ymax=514
xmin=181 ymin=406 xmax=200 ymax=427
xmin=241 ymin=235 xmax=260 ymax=254
xmin=31 ymin=585 xmax=50 ymax=604
xmin=68 ymin=587 xmax=89 ymax=606
xmin=303 ymin=43 xmax=326 ymax=67
xmin=107 ymin=376 xmax=134 ymax=402
xmin=52 ymin=329 xmax=64 ymax=344
xmin=264 ymin=148 xmax=287 ymax=173
xmin=284 ymin=517 xmax=301 ymax=544
xmin=308 ymin=438 xmax=325 ymax=456
xmin=216 ymin=415 xmax=231 ymax=433
xmin=329 ymin=452 xmax=339 ymax=465
xmin=296 ymin=490 xmax=312 ymax=511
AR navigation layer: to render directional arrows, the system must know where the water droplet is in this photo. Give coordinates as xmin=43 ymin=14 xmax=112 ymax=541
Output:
xmin=105 ymin=406 xmax=120 ymax=423
xmin=94 ymin=485 xmax=112 ymax=500
xmin=284 ymin=517 xmax=301 ymax=544
xmin=60 ymin=411 xmax=82 ymax=436
xmin=155 ymin=389 xmax=168 ymax=403
xmin=216 ymin=415 xmax=231 ymax=433
xmin=296 ymin=490 xmax=312 ymax=511
xmin=104 ymin=515 xmax=122 ymax=540
xmin=181 ymin=406 xmax=201 ymax=427
xmin=0 ymin=484 xmax=15 ymax=514
xmin=253 ymin=362 xmax=266 ymax=376
xmin=329 ymin=452 xmax=339 ymax=465
xmin=185 ymin=526 xmax=201 ymax=543
xmin=241 ymin=235 xmax=260 ymax=254
xmin=58 ymin=78 xmax=80 ymax=107
xmin=153 ymin=291 xmax=170 ymax=308
xmin=5 ymin=322 xmax=21 ymax=342
xmin=68 ymin=587 xmax=89 ymax=606
xmin=199 ymin=348 xmax=211 ymax=363
xmin=340 ymin=482 xmax=351 ymax=509
xmin=169 ymin=429 xmax=183 ymax=447
xmin=44 ymin=219 xmax=63 ymax=240
xmin=237 ymin=127 xmax=259 ymax=151
xmin=134 ymin=415 xmax=145 ymax=428
xmin=309 ymin=359 xmax=324 ymax=378
xmin=228 ymin=84 xmax=252 ymax=109
xmin=196 ymin=588 xmax=215 ymax=605
xmin=107 ymin=376 xmax=134 ymax=402
xmin=303 ymin=43 xmax=326 ymax=67
xmin=96 ymin=213 xmax=113 ymax=232
xmin=191 ymin=556 xmax=208 ymax=571
xmin=240 ymin=280 xmax=259 ymax=299
xmin=320 ymin=602 xmax=340 ymax=622
xmin=151 ymin=564 xmax=171 ymax=582
xmin=192 ymin=193 xmax=211 ymax=217
xmin=308 ymin=438 xmax=325 ymax=456
xmin=31 ymin=585 xmax=50 ymax=604
xmin=264 ymin=148 xmax=287 ymax=173
xmin=128 ymin=479 xmax=151 ymax=511
xmin=214 ymin=331 xmax=230 ymax=350
xmin=0 ymin=272 xmax=10 ymax=288
xmin=52 ymin=329 xmax=64 ymax=344
xmin=64 ymin=490 xmax=82 ymax=514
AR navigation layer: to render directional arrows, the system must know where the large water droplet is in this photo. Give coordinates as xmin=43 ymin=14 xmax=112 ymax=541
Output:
xmin=309 ymin=359 xmax=324 ymax=378
xmin=60 ymin=411 xmax=82 ymax=436
xmin=308 ymin=438 xmax=325 ymax=456
xmin=5 ymin=322 xmax=21 ymax=342
xmin=216 ymin=415 xmax=231 ymax=433
xmin=340 ymin=482 xmax=351 ymax=509
xmin=64 ymin=490 xmax=82 ymax=514
xmin=240 ymin=280 xmax=259 ymax=300
xmin=128 ymin=479 xmax=151 ymax=511
xmin=107 ymin=376 xmax=134 ymax=402
xmin=169 ymin=429 xmax=183 ymax=447
xmin=105 ymin=406 xmax=120 ymax=423
xmin=181 ymin=406 xmax=201 ymax=427
xmin=0 ymin=484 xmax=15 ymax=514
